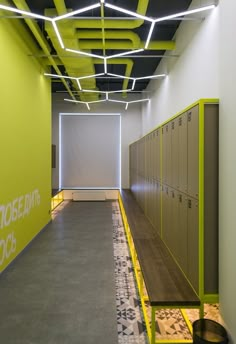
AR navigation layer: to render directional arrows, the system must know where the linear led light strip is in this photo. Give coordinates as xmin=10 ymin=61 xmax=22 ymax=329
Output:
xmin=44 ymin=72 xmax=166 ymax=92
xmin=0 ymin=2 xmax=216 ymax=57
xmin=154 ymin=4 xmax=216 ymax=23
xmin=0 ymin=3 xmax=51 ymax=21
xmin=64 ymin=97 xmax=150 ymax=111
xmin=54 ymin=3 xmax=101 ymax=21
xmin=64 ymin=98 xmax=91 ymax=110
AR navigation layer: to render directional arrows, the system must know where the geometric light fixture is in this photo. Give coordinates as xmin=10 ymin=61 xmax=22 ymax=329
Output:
xmin=0 ymin=1 xmax=216 ymax=109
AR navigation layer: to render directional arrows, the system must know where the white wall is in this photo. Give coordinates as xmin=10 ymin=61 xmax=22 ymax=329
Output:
xmin=219 ymin=0 xmax=236 ymax=342
xmin=141 ymin=0 xmax=236 ymax=341
xmin=52 ymin=94 xmax=142 ymax=189
xmin=142 ymin=0 xmax=219 ymax=134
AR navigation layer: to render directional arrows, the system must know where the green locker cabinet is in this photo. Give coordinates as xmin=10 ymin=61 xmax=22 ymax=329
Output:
xmin=129 ymin=99 xmax=219 ymax=302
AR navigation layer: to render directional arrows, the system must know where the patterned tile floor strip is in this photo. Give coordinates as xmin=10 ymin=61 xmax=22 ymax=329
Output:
xmin=112 ymin=201 xmax=148 ymax=344
xmin=111 ymin=201 xmax=222 ymax=343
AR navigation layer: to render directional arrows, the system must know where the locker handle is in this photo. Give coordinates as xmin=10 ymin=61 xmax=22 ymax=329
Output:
xmin=188 ymin=199 xmax=192 ymax=208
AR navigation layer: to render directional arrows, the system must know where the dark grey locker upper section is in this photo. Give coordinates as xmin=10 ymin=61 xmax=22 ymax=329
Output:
xmin=204 ymin=104 xmax=219 ymax=294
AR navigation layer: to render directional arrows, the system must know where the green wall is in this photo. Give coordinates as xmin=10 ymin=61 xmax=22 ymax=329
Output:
xmin=0 ymin=15 xmax=51 ymax=272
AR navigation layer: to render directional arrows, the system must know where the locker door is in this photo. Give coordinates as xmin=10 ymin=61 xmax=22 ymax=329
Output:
xmin=156 ymin=129 xmax=161 ymax=181
xmin=162 ymin=126 xmax=167 ymax=184
xmin=150 ymin=178 xmax=155 ymax=226
xmin=166 ymin=123 xmax=172 ymax=186
xmin=177 ymin=193 xmax=188 ymax=274
xmin=169 ymin=188 xmax=178 ymax=256
xmin=162 ymin=185 xmax=172 ymax=247
xmin=187 ymin=106 xmax=199 ymax=199
xmin=178 ymin=112 xmax=187 ymax=193
xmin=150 ymin=132 xmax=154 ymax=179
xmin=187 ymin=197 xmax=199 ymax=294
xmin=171 ymin=118 xmax=179 ymax=189
xmin=154 ymin=180 xmax=161 ymax=235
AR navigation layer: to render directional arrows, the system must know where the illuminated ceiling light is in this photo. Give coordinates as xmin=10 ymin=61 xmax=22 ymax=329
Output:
xmin=66 ymin=48 xmax=104 ymax=59
xmin=88 ymin=100 xmax=107 ymax=104
xmin=44 ymin=73 xmax=77 ymax=80
xmin=76 ymin=79 xmax=82 ymax=90
xmin=107 ymin=89 xmax=132 ymax=94
xmin=145 ymin=22 xmax=155 ymax=49
xmin=155 ymin=4 xmax=216 ymax=23
xmin=106 ymin=92 xmax=109 ymax=100
xmin=107 ymin=73 xmax=134 ymax=81
xmin=54 ymin=3 xmax=101 ymax=21
xmin=135 ymin=74 xmax=166 ymax=80
xmin=64 ymin=99 xmax=90 ymax=110
xmin=64 ymin=99 xmax=87 ymax=104
xmin=52 ymin=21 xmax=64 ymax=49
xmin=0 ymin=4 xmax=52 ymax=21
xmin=100 ymin=0 xmax=105 ymax=3
xmin=106 ymin=49 xmax=144 ymax=59
xmin=129 ymin=98 xmax=150 ymax=104
xmin=108 ymin=99 xmax=127 ymax=104
xmin=78 ymin=73 xmax=105 ymax=80
xmin=82 ymin=89 xmax=131 ymax=94
xmin=104 ymin=58 xmax=107 ymax=73
xmin=125 ymin=103 xmax=129 ymax=110
xmin=82 ymin=89 xmax=107 ymax=94
xmin=131 ymin=79 xmax=136 ymax=90
xmin=104 ymin=3 xmax=153 ymax=22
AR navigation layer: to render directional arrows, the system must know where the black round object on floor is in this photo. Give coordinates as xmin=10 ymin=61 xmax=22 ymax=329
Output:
xmin=193 ymin=319 xmax=228 ymax=344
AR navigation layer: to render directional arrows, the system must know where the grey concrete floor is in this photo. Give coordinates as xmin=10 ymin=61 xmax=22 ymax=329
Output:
xmin=0 ymin=201 xmax=118 ymax=344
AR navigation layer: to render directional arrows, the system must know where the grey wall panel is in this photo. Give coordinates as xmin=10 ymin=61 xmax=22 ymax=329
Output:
xmin=187 ymin=105 xmax=199 ymax=199
xmin=204 ymin=104 xmax=219 ymax=294
xmin=187 ymin=197 xmax=199 ymax=294
xmin=178 ymin=112 xmax=188 ymax=193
